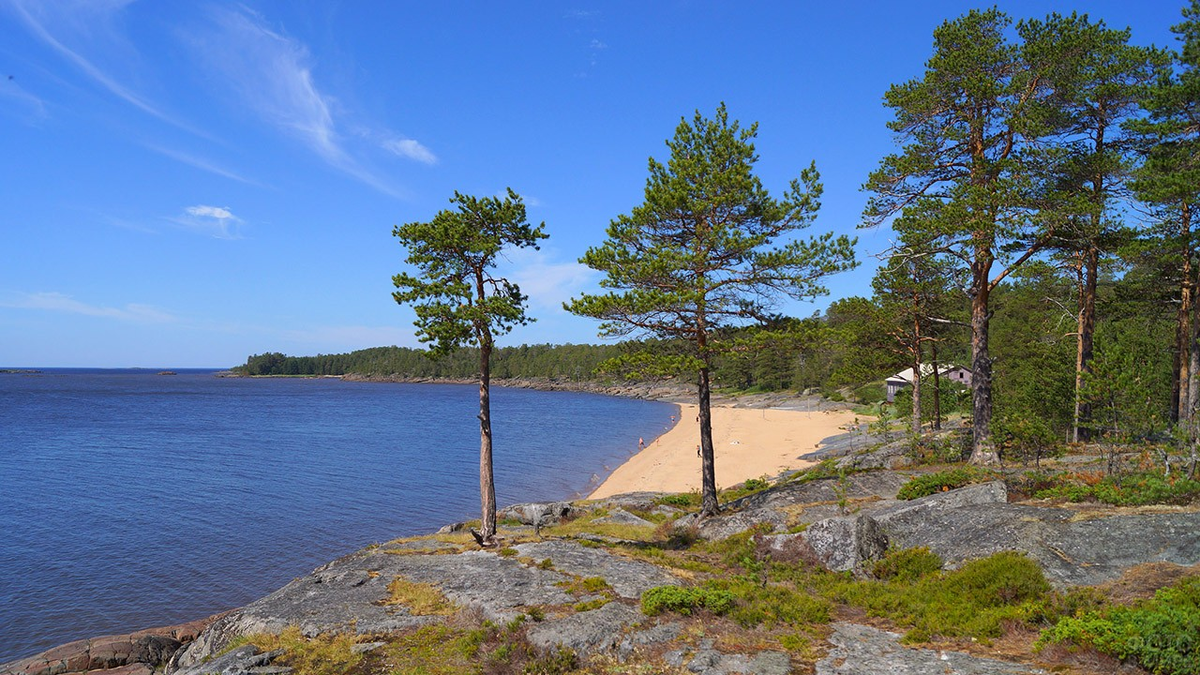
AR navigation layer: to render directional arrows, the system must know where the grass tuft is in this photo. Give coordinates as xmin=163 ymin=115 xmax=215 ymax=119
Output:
xmin=384 ymin=576 xmax=457 ymax=615
xmin=237 ymin=626 xmax=362 ymax=675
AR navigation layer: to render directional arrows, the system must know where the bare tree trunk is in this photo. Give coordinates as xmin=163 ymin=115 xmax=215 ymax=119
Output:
xmin=970 ymin=261 xmax=998 ymax=465
xmin=931 ymin=341 xmax=942 ymax=431
xmin=476 ymin=338 xmax=497 ymax=546
xmin=697 ymin=365 xmax=719 ymax=517
xmin=1175 ymin=212 xmax=1193 ymax=424
xmin=1190 ymin=292 xmax=1200 ymax=419
xmin=1190 ymin=206 xmax=1200 ymax=421
xmin=911 ymin=314 xmax=922 ymax=436
xmin=1074 ymin=247 xmax=1098 ymax=442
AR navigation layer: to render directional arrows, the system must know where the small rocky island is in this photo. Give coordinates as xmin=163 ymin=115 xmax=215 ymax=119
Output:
xmin=4 ymin=429 xmax=1198 ymax=675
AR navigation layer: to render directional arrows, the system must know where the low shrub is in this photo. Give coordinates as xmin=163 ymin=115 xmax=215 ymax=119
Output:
xmin=1035 ymin=471 xmax=1200 ymax=506
xmin=721 ymin=476 xmax=771 ymax=502
xmin=871 ymin=547 xmax=943 ymax=583
xmin=655 ymin=491 xmax=702 ymax=508
xmin=1038 ymin=576 xmax=1200 ymax=675
xmin=640 ymin=585 xmax=735 ymax=617
xmin=830 ymin=551 xmax=1051 ymax=642
xmin=896 ymin=466 xmax=997 ymax=500
xmin=853 ymin=382 xmax=886 ymax=404
xmin=704 ymin=576 xmax=832 ymax=629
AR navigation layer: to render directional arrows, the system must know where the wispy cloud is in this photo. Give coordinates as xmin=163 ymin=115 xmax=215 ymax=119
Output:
xmin=196 ymin=6 xmax=428 ymax=197
xmin=382 ymin=137 xmax=437 ymax=165
xmin=4 ymin=0 xmax=203 ymax=134
xmin=144 ymin=144 xmax=260 ymax=186
xmin=500 ymin=248 xmax=598 ymax=310
xmin=168 ymin=204 xmax=244 ymax=239
xmin=1 ymin=291 xmax=177 ymax=323
xmin=0 ymin=76 xmax=48 ymax=119
xmin=280 ymin=324 xmax=417 ymax=349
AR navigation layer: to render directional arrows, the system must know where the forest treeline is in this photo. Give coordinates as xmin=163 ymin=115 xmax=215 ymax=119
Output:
xmin=234 ymin=344 xmax=623 ymax=381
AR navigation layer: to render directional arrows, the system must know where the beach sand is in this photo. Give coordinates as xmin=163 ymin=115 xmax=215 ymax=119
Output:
xmin=589 ymin=403 xmax=862 ymax=498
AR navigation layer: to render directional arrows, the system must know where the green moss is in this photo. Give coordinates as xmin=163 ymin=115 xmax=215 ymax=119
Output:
xmin=573 ymin=597 xmax=611 ymax=612
xmin=383 ymin=625 xmax=484 ymax=675
xmin=557 ymin=575 xmax=613 ymax=596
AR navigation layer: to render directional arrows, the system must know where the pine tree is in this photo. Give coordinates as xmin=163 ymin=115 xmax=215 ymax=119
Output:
xmin=392 ymin=189 xmax=547 ymax=546
xmin=568 ymin=104 xmax=857 ymax=517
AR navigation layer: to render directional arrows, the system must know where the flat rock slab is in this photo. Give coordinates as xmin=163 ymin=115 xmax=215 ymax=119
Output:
xmin=514 ymin=540 xmax=681 ymax=598
xmin=877 ymin=497 xmax=1200 ymax=586
xmin=379 ymin=550 xmax=577 ymax=617
xmin=665 ymin=640 xmax=791 ymax=675
xmin=175 ymin=546 xmax=582 ymax=667
xmin=815 ymin=623 xmax=1045 ymax=675
xmin=525 ymin=602 xmax=645 ymax=654
xmin=687 ymin=473 xmax=913 ymax=541
xmin=176 ymin=540 xmax=682 ymax=668
xmin=174 ymin=646 xmax=289 ymax=675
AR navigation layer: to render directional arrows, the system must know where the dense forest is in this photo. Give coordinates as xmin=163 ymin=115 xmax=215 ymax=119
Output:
xmin=238 ymin=3 xmax=1198 ymax=462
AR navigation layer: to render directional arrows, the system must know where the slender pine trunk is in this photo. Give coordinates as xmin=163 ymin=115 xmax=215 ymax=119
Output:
xmin=477 ymin=338 xmax=497 ymax=545
xmin=475 ymin=267 xmax=498 ymax=547
xmin=1189 ymin=204 xmax=1199 ymax=421
xmin=1074 ymin=247 xmax=1098 ymax=442
xmin=931 ymin=341 xmax=942 ymax=431
xmin=911 ymin=312 xmax=922 ymax=436
xmin=697 ymin=365 xmax=718 ymax=517
xmin=969 ymin=253 xmax=998 ymax=465
xmin=1176 ymin=216 xmax=1193 ymax=424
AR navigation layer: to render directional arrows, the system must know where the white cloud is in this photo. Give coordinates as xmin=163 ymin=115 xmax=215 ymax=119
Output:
xmin=195 ymin=6 xmax=414 ymax=198
xmin=0 ymin=77 xmax=48 ymax=120
xmin=169 ymin=204 xmax=243 ymax=239
xmin=145 ymin=144 xmax=259 ymax=185
xmin=1 ymin=291 xmax=177 ymax=323
xmin=500 ymin=248 xmax=598 ymax=310
xmin=589 ymin=39 xmax=608 ymax=50
xmin=382 ymin=138 xmax=437 ymax=165
xmin=5 ymin=0 xmax=203 ymax=134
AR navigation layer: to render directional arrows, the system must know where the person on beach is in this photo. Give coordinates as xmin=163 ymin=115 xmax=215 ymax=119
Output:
xmin=638 ymin=437 xmax=645 ymax=451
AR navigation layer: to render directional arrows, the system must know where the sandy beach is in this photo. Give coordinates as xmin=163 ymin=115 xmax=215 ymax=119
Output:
xmin=589 ymin=403 xmax=862 ymax=498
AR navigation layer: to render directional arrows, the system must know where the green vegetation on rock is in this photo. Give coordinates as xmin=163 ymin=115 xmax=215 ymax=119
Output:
xmin=1038 ymin=575 xmax=1200 ymax=675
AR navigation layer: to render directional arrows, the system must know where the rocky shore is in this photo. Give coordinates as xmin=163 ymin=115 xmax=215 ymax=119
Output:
xmin=6 ymin=432 xmax=1198 ymax=675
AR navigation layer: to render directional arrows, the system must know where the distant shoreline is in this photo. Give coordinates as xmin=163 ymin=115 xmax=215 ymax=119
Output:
xmin=223 ymin=371 xmax=700 ymax=402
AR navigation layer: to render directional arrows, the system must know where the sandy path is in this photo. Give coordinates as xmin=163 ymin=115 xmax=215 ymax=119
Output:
xmin=588 ymin=404 xmax=861 ymax=499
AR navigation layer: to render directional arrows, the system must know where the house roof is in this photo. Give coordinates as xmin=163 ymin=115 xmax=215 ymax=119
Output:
xmin=886 ymin=364 xmax=965 ymax=384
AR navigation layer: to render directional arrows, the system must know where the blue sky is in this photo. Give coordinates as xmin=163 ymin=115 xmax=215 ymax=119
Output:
xmin=0 ymin=1 xmax=1184 ymax=368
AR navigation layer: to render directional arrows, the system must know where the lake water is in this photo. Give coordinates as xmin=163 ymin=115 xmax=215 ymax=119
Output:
xmin=0 ymin=369 xmax=677 ymax=662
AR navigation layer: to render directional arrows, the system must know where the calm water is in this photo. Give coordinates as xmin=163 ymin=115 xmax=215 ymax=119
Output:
xmin=0 ymin=369 xmax=676 ymax=662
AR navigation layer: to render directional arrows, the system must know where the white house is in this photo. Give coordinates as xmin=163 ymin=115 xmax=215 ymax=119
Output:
xmin=885 ymin=364 xmax=972 ymax=403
